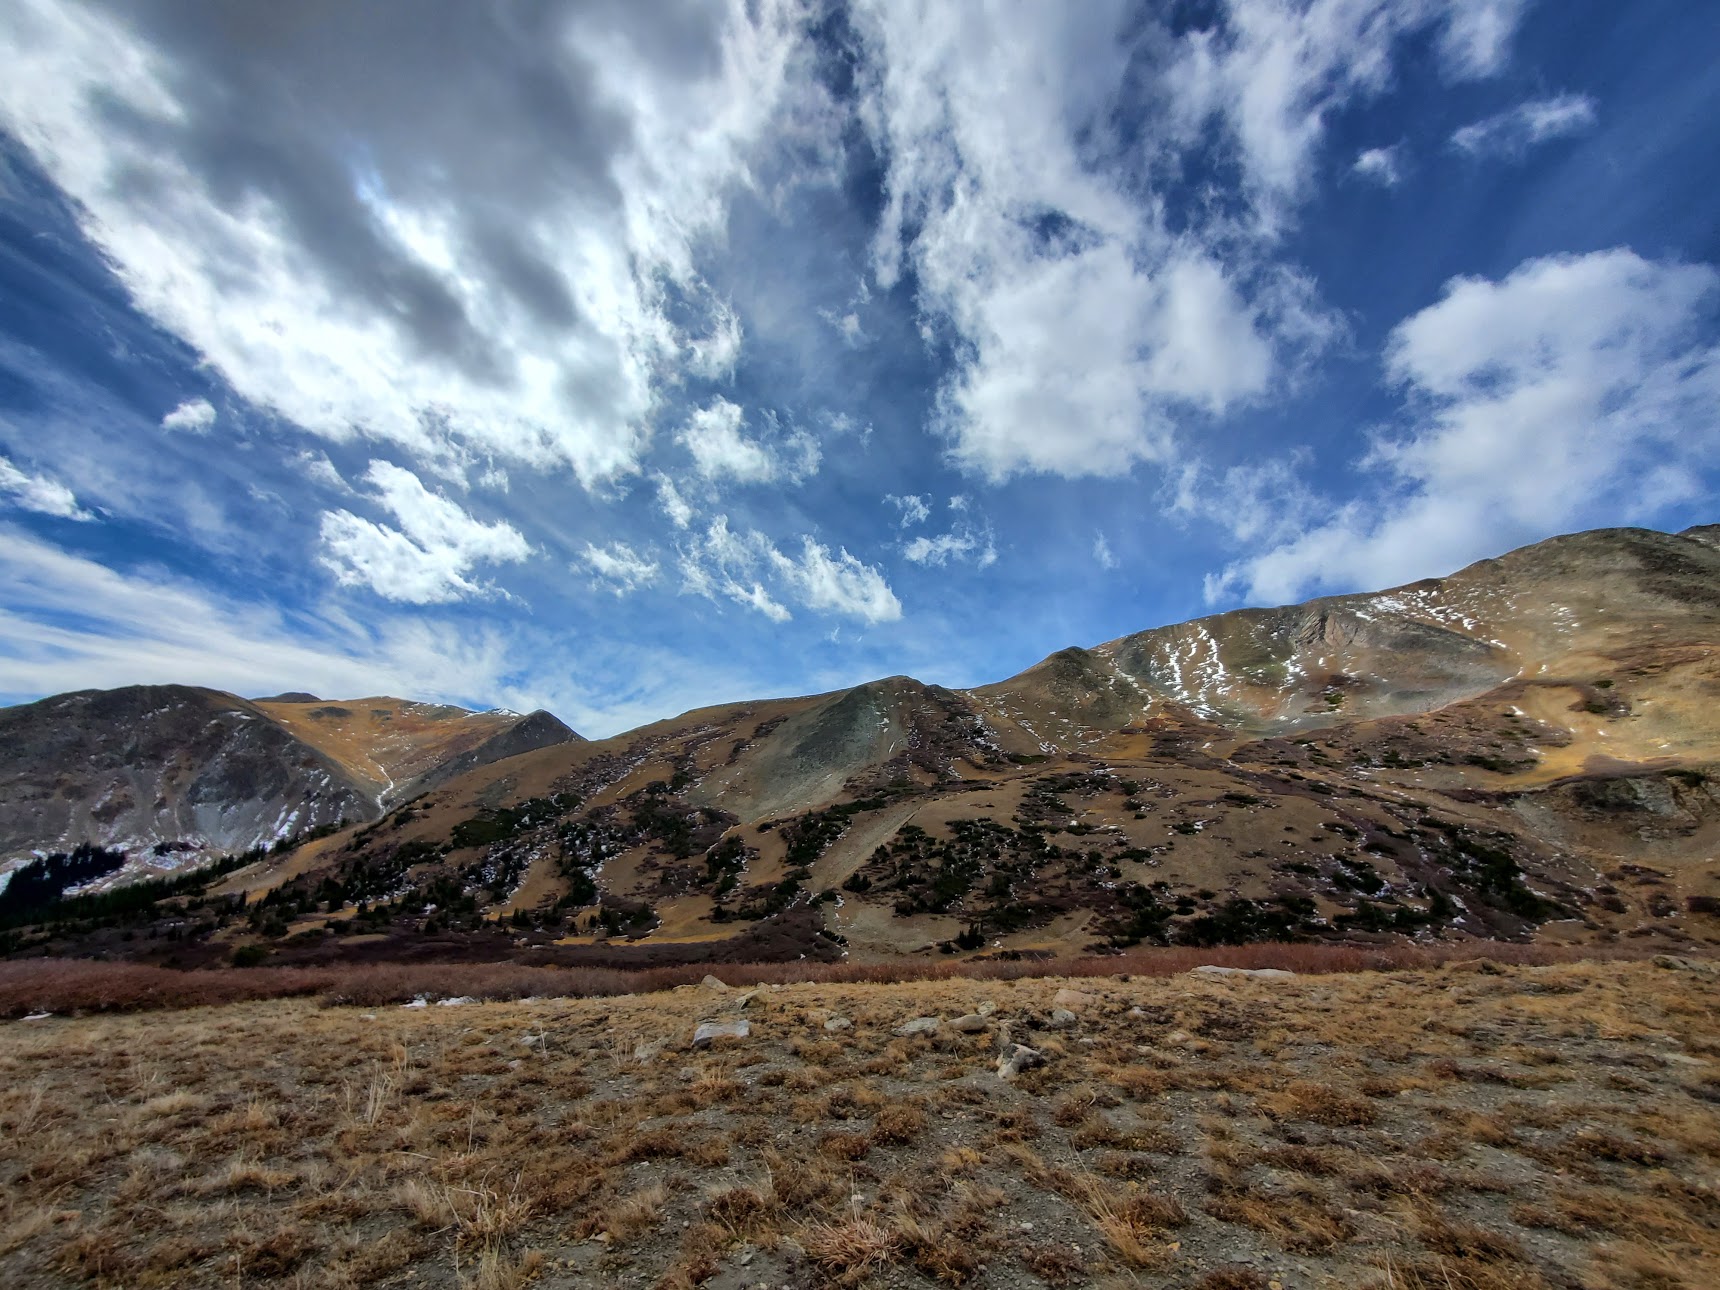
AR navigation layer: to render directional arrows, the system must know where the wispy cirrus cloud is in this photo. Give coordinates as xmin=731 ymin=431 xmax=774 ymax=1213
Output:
xmin=0 ymin=455 xmax=93 ymax=521
xmin=1452 ymin=92 xmax=1598 ymax=158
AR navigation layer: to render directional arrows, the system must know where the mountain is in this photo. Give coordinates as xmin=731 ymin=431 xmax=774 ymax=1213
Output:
xmin=0 ymin=688 xmax=581 ymax=883
xmin=5 ymin=523 xmax=1718 ymax=966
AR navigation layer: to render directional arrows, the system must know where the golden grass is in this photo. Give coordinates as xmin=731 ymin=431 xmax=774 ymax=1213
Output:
xmin=0 ymin=958 xmax=1715 ymax=1287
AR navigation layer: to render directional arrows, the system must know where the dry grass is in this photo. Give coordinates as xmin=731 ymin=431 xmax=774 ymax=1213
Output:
xmin=0 ymin=958 xmax=1715 ymax=1288
xmin=0 ymin=938 xmax=1662 ymax=1019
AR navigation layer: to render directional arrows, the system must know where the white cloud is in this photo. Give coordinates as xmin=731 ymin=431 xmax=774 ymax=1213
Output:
xmin=159 ymin=397 xmax=216 ymax=433
xmin=1452 ymin=93 xmax=1598 ymax=157
xmin=678 ymin=514 xmax=901 ymax=624
xmin=0 ymin=1 xmax=813 ymax=486
xmin=1352 ymin=144 xmax=1404 ymax=186
xmin=654 ymin=471 xmax=696 ymax=529
xmin=1209 ymin=249 xmax=1720 ymax=605
xmin=686 ymin=298 xmax=744 ymax=381
xmin=0 ymin=455 xmax=93 ymax=521
xmin=677 ymin=397 xmax=819 ymax=484
xmin=1093 ymin=532 xmax=1118 ymax=570
xmin=580 ymin=542 xmax=659 ymax=596
xmin=296 ymin=450 xmax=350 ymax=493
xmin=886 ymin=493 xmax=931 ymax=527
xmin=0 ymin=523 xmax=510 ymax=707
xmin=0 ymin=523 xmax=769 ymax=738
xmin=319 ymin=460 xmax=532 ymax=603
xmin=852 ymin=1 xmax=1516 ymax=482
xmin=900 ymin=497 xmax=997 ymax=569
xmin=773 ymin=539 xmax=902 ymax=623
xmin=1438 ymin=0 xmax=1530 ymax=78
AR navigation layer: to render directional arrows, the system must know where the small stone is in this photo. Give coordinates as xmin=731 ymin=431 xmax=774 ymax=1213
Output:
xmin=824 ymin=1016 xmax=853 ymax=1032
xmin=1053 ymin=987 xmax=1097 ymax=1009
xmin=894 ymin=1016 xmax=939 ymax=1037
xmin=951 ymin=1013 xmax=989 ymax=1033
xmin=701 ymin=974 xmax=731 ymax=991
xmin=996 ymin=1043 xmax=1046 ymax=1080
xmin=693 ymin=1019 xmax=750 ymax=1047
xmin=1049 ymin=1008 xmax=1078 ymax=1027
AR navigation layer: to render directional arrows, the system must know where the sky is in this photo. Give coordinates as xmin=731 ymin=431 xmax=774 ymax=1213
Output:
xmin=0 ymin=0 xmax=1716 ymax=737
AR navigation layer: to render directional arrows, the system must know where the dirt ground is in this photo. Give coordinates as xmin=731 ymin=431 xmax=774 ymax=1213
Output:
xmin=1 ymin=958 xmax=1716 ymax=1289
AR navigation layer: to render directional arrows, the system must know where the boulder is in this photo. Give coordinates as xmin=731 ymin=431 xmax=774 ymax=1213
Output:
xmin=1189 ymin=966 xmax=1296 ymax=980
xmin=950 ymin=1014 xmax=989 ymax=1033
xmin=824 ymin=1017 xmax=853 ymax=1032
xmin=997 ymin=1043 xmax=1046 ymax=1080
xmin=1653 ymin=955 xmax=1720 ymax=977
xmin=701 ymin=974 xmax=731 ymax=991
xmin=1052 ymin=988 xmax=1097 ymax=1009
xmin=893 ymin=1016 xmax=940 ymax=1038
xmin=1048 ymin=1008 xmax=1078 ymax=1028
xmin=693 ymin=1020 xmax=750 ymax=1048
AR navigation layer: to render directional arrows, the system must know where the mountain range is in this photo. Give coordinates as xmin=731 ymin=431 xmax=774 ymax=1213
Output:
xmin=4 ymin=522 xmax=1717 ymax=966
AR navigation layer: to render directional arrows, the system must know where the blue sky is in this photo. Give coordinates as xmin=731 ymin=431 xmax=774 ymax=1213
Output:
xmin=0 ymin=0 xmax=1716 ymax=736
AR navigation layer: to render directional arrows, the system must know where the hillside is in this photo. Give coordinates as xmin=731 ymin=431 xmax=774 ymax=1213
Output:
xmin=4 ymin=522 xmax=1719 ymax=966
xmin=0 ymin=689 xmax=580 ymax=891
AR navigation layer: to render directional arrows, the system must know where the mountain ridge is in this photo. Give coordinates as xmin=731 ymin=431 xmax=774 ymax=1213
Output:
xmin=4 ymin=521 xmax=1718 ymax=967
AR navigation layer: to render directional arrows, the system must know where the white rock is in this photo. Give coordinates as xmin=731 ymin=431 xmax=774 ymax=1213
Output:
xmin=693 ymin=1019 xmax=750 ymax=1047
xmin=1049 ymin=1008 xmax=1078 ymax=1027
xmin=951 ymin=1014 xmax=989 ymax=1033
xmin=1189 ymin=966 xmax=1295 ymax=980
xmin=701 ymin=974 xmax=731 ymax=991
xmin=894 ymin=1016 xmax=939 ymax=1037
xmin=21 ymin=1011 xmax=52 ymax=1022
xmin=402 ymin=997 xmax=429 ymax=1009
xmin=436 ymin=996 xmax=476 ymax=1006
xmin=824 ymin=1017 xmax=853 ymax=1032
xmin=976 ymin=1001 xmax=998 ymax=1016
xmin=996 ymin=1043 xmax=1046 ymax=1080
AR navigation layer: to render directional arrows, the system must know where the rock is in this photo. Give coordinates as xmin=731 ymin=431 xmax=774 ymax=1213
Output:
xmin=701 ymin=974 xmax=731 ymax=991
xmin=693 ymin=1020 xmax=750 ymax=1048
xmin=732 ymin=991 xmax=759 ymax=1010
xmin=1048 ymin=1008 xmax=1078 ymax=1028
xmin=996 ymin=1043 xmax=1046 ymax=1080
xmin=1053 ymin=987 xmax=1097 ymax=1009
xmin=894 ymin=1016 xmax=939 ymax=1038
xmin=951 ymin=1014 xmax=989 ymax=1033
xmin=20 ymin=1012 xmax=53 ymax=1022
xmin=976 ymin=1001 xmax=998 ymax=1016
xmin=436 ymin=996 xmax=476 ymax=1006
xmin=1189 ymin=966 xmax=1296 ymax=980
xmin=1653 ymin=955 xmax=1719 ymax=977
xmin=824 ymin=1017 xmax=853 ymax=1032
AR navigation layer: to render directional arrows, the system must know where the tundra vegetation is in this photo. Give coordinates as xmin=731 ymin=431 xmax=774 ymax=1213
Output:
xmin=0 ymin=954 xmax=1715 ymax=1289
